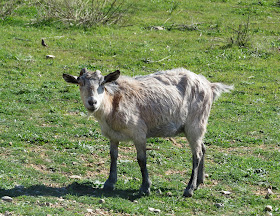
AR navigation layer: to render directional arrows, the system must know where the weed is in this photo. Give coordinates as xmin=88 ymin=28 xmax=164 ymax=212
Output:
xmin=228 ymin=17 xmax=251 ymax=47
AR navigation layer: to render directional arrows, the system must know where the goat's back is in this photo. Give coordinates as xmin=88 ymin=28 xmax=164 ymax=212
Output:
xmin=104 ymin=68 xmax=214 ymax=138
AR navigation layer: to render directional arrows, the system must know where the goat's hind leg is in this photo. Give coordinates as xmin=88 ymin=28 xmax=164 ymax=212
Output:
xmin=183 ymin=145 xmax=203 ymax=197
xmin=197 ymin=143 xmax=206 ymax=186
xmin=183 ymin=125 xmax=206 ymax=197
xmin=103 ymin=140 xmax=119 ymax=191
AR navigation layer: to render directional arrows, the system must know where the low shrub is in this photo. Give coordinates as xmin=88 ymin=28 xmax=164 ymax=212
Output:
xmin=228 ymin=17 xmax=251 ymax=48
xmin=34 ymin=0 xmax=129 ymax=27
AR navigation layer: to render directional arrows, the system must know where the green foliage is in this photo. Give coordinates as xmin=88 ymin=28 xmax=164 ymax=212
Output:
xmin=0 ymin=0 xmax=280 ymax=215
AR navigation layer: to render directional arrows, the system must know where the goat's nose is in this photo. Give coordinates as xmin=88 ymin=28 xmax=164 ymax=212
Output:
xmin=88 ymin=98 xmax=97 ymax=106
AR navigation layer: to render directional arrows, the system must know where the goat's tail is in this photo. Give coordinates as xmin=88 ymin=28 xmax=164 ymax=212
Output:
xmin=211 ymin=83 xmax=234 ymax=101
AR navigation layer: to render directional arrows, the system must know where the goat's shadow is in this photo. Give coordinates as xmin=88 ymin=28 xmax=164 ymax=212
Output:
xmin=0 ymin=182 xmax=144 ymax=201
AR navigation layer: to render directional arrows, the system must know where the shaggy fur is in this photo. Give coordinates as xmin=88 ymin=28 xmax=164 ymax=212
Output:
xmin=63 ymin=68 xmax=233 ymax=197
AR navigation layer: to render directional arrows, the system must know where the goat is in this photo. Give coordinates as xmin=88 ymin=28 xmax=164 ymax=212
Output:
xmin=63 ymin=68 xmax=233 ymax=197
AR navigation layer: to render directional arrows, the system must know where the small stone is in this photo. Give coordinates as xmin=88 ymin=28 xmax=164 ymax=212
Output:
xmin=152 ymin=26 xmax=164 ymax=30
xmin=154 ymin=209 xmax=161 ymax=213
xmin=167 ymin=191 xmax=172 ymax=197
xmin=1 ymin=196 xmax=13 ymax=202
xmin=87 ymin=209 xmax=93 ymax=213
xmin=99 ymin=199 xmax=105 ymax=204
xmin=265 ymin=205 xmax=272 ymax=212
xmin=45 ymin=202 xmax=52 ymax=207
xmin=148 ymin=207 xmax=161 ymax=213
xmin=95 ymin=208 xmax=101 ymax=214
xmin=156 ymin=189 xmax=162 ymax=195
xmin=215 ymin=203 xmax=224 ymax=208
xmin=265 ymin=188 xmax=273 ymax=199
xmin=46 ymin=55 xmax=55 ymax=59
xmin=221 ymin=190 xmax=231 ymax=195
xmin=69 ymin=175 xmax=82 ymax=179
xmin=267 ymin=188 xmax=273 ymax=194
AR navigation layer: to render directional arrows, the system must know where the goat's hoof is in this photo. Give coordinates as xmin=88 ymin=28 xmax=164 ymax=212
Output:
xmin=103 ymin=181 xmax=115 ymax=191
xmin=183 ymin=189 xmax=194 ymax=198
xmin=139 ymin=187 xmax=150 ymax=196
xmin=197 ymin=179 xmax=204 ymax=187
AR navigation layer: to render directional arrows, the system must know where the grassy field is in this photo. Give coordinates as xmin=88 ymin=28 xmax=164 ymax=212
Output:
xmin=0 ymin=0 xmax=279 ymax=215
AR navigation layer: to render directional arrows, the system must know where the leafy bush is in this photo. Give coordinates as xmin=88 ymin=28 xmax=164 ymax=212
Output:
xmin=34 ymin=0 xmax=129 ymax=27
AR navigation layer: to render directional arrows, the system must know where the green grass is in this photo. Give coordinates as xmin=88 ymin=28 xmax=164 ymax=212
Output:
xmin=0 ymin=0 xmax=280 ymax=215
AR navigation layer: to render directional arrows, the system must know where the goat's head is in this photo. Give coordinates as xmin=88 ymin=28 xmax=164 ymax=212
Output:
xmin=63 ymin=68 xmax=120 ymax=112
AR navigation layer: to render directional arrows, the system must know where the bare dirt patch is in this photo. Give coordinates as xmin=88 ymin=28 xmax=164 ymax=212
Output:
xmin=250 ymin=185 xmax=280 ymax=200
xmin=165 ymin=169 xmax=185 ymax=176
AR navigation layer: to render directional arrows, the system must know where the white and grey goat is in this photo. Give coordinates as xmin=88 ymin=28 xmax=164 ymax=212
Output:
xmin=63 ymin=68 xmax=233 ymax=197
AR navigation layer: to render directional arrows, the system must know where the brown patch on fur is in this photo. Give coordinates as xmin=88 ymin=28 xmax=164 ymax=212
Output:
xmin=112 ymin=92 xmax=122 ymax=113
xmin=106 ymin=92 xmax=127 ymax=131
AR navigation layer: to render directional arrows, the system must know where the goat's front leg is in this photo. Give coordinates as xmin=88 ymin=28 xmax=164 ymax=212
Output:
xmin=135 ymin=142 xmax=151 ymax=195
xmin=103 ymin=140 xmax=119 ymax=191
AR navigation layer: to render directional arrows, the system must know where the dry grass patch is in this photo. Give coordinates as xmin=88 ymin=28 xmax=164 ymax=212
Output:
xmin=34 ymin=0 xmax=130 ymax=27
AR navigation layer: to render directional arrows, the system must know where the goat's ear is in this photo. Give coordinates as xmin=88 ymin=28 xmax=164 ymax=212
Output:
xmin=80 ymin=68 xmax=87 ymax=76
xmin=101 ymin=70 xmax=120 ymax=85
xmin=63 ymin=73 xmax=79 ymax=84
